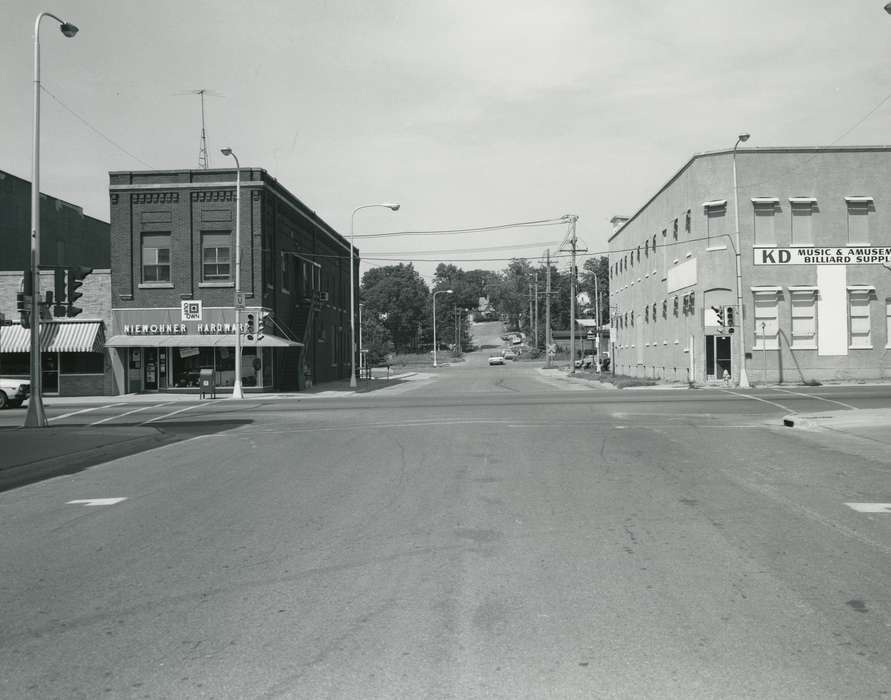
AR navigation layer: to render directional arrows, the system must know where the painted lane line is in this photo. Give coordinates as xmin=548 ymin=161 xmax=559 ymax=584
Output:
xmin=845 ymin=503 xmax=891 ymax=513
xmin=90 ymin=403 xmax=173 ymax=426
xmin=769 ymin=387 xmax=858 ymax=411
xmin=67 ymin=498 xmax=128 ymax=507
xmin=140 ymin=402 xmax=205 ymax=424
xmin=718 ymin=388 xmax=795 ymax=413
xmin=48 ymin=403 xmax=126 ymax=422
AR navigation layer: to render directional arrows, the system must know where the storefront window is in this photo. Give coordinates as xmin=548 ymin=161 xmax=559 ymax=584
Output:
xmin=171 ymin=347 xmax=214 ymax=388
xmin=0 ymin=352 xmax=29 ymax=376
xmin=60 ymin=353 xmax=104 ymax=374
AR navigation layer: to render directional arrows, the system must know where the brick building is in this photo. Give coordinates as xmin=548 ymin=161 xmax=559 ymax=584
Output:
xmin=609 ymin=146 xmax=891 ymax=384
xmin=105 ymin=168 xmax=354 ymax=393
xmin=0 ymin=169 xmax=111 ymax=396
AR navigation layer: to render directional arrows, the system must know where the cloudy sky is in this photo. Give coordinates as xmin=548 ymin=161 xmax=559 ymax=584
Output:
xmin=2 ymin=0 xmax=891 ymax=281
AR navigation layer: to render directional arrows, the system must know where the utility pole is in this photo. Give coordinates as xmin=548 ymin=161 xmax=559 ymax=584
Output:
xmin=533 ymin=271 xmax=539 ymax=349
xmin=528 ymin=283 xmax=534 ymax=344
xmin=565 ymin=215 xmax=580 ymax=374
xmin=545 ymin=249 xmax=552 ymax=368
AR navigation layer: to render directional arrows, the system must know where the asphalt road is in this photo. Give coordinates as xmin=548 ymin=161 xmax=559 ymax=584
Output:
xmin=2 ymin=325 xmax=891 ymax=698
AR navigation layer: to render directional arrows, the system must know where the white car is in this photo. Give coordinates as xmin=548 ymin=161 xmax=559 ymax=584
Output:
xmin=488 ymin=355 xmax=505 ymax=366
xmin=0 ymin=377 xmax=30 ymax=409
xmin=502 ymin=350 xmax=517 ymax=361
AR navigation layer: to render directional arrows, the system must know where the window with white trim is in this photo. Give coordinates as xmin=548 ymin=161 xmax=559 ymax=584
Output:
xmin=790 ymin=198 xmax=815 ymax=246
xmin=142 ymin=233 xmax=171 ymax=283
xmin=789 ymin=290 xmax=817 ymax=349
xmin=704 ymin=201 xmax=726 ymax=247
xmin=753 ymin=198 xmax=779 ymax=247
xmin=849 ymin=290 xmax=872 ymax=349
xmin=201 ymin=232 xmax=231 ymax=282
xmin=753 ymin=291 xmax=780 ymax=350
xmin=846 ymin=197 xmax=873 ymax=245
xmin=885 ymin=298 xmax=891 ymax=349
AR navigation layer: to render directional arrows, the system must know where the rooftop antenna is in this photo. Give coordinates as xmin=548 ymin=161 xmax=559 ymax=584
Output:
xmin=175 ymin=88 xmax=223 ymax=169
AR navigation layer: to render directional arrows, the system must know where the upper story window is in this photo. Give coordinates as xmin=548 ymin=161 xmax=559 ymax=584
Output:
xmin=142 ymin=233 xmax=171 ymax=283
xmin=201 ymin=232 xmax=231 ymax=282
xmin=281 ymin=252 xmax=292 ymax=293
xmin=703 ymin=200 xmax=727 ymax=246
xmin=845 ymin=196 xmax=874 ymax=245
xmin=789 ymin=197 xmax=817 ymax=246
xmin=752 ymin=197 xmax=779 ymax=246
xmin=684 ymin=211 xmax=690 ymax=234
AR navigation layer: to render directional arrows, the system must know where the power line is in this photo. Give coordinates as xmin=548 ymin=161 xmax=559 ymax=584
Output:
xmin=352 ymin=216 xmax=570 ymax=239
xmin=41 ymin=84 xmax=154 ymax=168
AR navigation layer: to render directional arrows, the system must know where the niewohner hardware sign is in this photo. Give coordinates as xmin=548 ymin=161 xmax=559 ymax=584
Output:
xmin=754 ymin=247 xmax=891 ymax=265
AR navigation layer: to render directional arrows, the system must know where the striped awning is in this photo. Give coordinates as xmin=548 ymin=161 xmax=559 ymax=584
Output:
xmin=0 ymin=321 xmax=105 ymax=353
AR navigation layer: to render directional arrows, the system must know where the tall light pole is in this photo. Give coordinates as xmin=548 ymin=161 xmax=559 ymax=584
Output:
xmin=432 ymin=289 xmax=453 ymax=367
xmin=350 ymin=203 xmax=399 ymax=387
xmin=25 ymin=12 xmax=78 ymax=428
xmin=358 ymin=302 xmax=364 ymax=378
xmin=732 ymin=133 xmax=751 ymax=388
xmin=220 ymin=147 xmax=243 ymax=399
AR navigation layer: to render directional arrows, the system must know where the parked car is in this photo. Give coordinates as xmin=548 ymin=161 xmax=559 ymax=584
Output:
xmin=0 ymin=377 xmax=30 ymax=409
xmin=488 ymin=355 xmax=505 ymax=366
xmin=502 ymin=350 xmax=517 ymax=361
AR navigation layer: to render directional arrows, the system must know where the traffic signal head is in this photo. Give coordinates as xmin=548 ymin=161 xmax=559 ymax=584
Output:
xmin=257 ymin=311 xmax=271 ymax=341
xmin=66 ymin=266 xmax=92 ymax=317
xmin=712 ymin=305 xmax=725 ymax=328
xmin=54 ymin=268 xmax=66 ymax=306
xmin=246 ymin=313 xmax=255 ymax=340
xmin=16 ymin=292 xmax=25 ymax=313
xmin=725 ymin=306 xmax=735 ymax=333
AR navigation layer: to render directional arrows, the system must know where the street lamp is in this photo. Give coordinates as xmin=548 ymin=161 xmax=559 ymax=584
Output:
xmin=25 ymin=12 xmax=78 ymax=428
xmin=220 ymin=147 xmax=244 ymax=399
xmin=350 ymin=203 xmax=399 ymax=388
xmin=732 ymin=132 xmax=751 ymax=388
xmin=358 ymin=302 xmax=364 ymax=378
xmin=432 ymin=289 xmax=453 ymax=367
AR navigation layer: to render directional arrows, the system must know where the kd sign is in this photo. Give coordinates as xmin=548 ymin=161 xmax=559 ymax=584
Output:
xmin=755 ymin=248 xmax=792 ymax=265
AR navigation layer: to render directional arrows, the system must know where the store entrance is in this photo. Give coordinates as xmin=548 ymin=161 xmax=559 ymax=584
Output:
xmin=144 ymin=347 xmax=158 ymax=391
xmin=705 ymin=334 xmax=732 ymax=382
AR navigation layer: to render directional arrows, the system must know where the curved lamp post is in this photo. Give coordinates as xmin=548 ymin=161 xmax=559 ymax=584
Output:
xmin=25 ymin=12 xmax=78 ymax=428
xmin=432 ymin=289 xmax=453 ymax=367
xmin=732 ymin=132 xmax=750 ymax=388
xmin=350 ymin=203 xmax=399 ymax=387
xmin=219 ymin=147 xmax=243 ymax=399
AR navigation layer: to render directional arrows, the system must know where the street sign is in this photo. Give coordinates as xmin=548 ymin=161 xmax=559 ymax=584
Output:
xmin=235 ymin=292 xmax=246 ymax=309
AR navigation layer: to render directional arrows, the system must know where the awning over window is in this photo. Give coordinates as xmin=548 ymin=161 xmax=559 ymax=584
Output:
xmin=0 ymin=321 xmax=104 ymax=353
xmin=105 ymin=334 xmax=302 ymax=348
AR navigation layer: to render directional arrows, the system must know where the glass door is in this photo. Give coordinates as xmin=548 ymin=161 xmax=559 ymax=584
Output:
xmin=144 ymin=347 xmax=158 ymax=391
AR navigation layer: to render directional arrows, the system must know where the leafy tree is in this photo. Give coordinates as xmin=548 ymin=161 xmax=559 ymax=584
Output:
xmin=579 ymin=256 xmax=609 ymax=325
xmin=361 ymin=264 xmax=430 ymax=352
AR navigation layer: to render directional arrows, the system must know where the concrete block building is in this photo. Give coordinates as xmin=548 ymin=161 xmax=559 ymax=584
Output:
xmin=609 ymin=146 xmax=891 ymax=384
xmin=106 ymin=168 xmax=354 ymax=393
xmin=0 ymin=169 xmax=111 ymax=396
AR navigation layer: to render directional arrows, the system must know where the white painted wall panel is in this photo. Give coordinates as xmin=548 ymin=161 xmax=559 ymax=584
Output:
xmin=817 ymin=265 xmax=847 ymax=356
xmin=667 ymin=258 xmax=697 ymax=293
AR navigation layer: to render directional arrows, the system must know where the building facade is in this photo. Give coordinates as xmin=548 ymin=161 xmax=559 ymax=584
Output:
xmin=0 ymin=169 xmax=112 ymax=396
xmin=106 ymin=168 xmax=354 ymax=393
xmin=609 ymin=146 xmax=891 ymax=384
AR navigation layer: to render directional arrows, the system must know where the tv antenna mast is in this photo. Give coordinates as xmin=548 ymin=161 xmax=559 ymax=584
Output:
xmin=175 ymin=88 xmax=223 ymax=169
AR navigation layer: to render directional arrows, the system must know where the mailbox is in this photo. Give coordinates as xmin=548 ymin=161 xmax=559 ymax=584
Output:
xmin=199 ymin=367 xmax=215 ymax=399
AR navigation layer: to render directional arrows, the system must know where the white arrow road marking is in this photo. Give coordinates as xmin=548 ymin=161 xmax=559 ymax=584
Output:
xmin=67 ymin=498 xmax=128 ymax=507
xmin=845 ymin=503 xmax=891 ymax=513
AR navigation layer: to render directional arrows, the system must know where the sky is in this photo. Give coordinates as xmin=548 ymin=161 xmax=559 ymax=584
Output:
xmin=2 ymin=0 xmax=891 ymax=283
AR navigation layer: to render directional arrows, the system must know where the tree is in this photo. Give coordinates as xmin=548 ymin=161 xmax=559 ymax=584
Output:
xmin=361 ymin=264 xmax=430 ymax=352
xmin=579 ymin=256 xmax=609 ymax=325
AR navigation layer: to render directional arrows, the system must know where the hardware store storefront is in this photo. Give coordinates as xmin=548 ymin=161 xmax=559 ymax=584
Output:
xmin=105 ymin=307 xmax=302 ymax=394
xmin=0 ymin=319 xmax=108 ymax=395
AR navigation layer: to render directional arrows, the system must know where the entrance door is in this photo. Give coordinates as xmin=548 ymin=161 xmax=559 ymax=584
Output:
xmin=705 ymin=335 xmax=732 ymax=381
xmin=144 ymin=347 xmax=158 ymax=391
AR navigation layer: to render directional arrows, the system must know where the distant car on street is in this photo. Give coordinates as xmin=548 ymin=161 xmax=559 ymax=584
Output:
xmin=488 ymin=355 xmax=505 ymax=366
xmin=502 ymin=350 xmax=517 ymax=361
xmin=0 ymin=377 xmax=30 ymax=409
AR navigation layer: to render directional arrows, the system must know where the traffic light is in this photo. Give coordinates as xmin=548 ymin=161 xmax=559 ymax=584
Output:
xmin=725 ymin=306 xmax=736 ymax=333
xmin=256 ymin=311 xmax=271 ymax=342
xmin=53 ymin=268 xmax=67 ymax=316
xmin=245 ymin=313 xmax=255 ymax=340
xmin=712 ymin=305 xmax=726 ymax=330
xmin=66 ymin=266 xmax=92 ymax=318
xmin=16 ymin=292 xmax=25 ymax=314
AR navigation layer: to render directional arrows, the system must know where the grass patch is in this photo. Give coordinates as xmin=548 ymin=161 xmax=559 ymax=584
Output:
xmin=600 ymin=374 xmax=659 ymax=389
